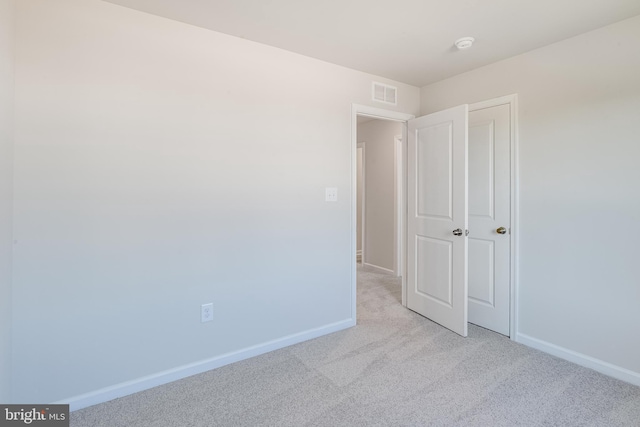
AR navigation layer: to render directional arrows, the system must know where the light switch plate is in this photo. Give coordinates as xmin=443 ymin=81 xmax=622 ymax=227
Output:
xmin=325 ymin=187 xmax=338 ymax=202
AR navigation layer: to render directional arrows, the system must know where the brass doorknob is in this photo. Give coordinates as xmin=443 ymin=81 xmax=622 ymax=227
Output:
xmin=496 ymin=227 xmax=507 ymax=235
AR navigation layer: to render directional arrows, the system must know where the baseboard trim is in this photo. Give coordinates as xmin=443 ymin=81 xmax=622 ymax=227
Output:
xmin=362 ymin=262 xmax=394 ymax=275
xmin=516 ymin=333 xmax=640 ymax=387
xmin=58 ymin=318 xmax=356 ymax=411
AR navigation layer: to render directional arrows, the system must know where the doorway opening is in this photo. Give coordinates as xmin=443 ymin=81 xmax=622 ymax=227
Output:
xmin=351 ymin=105 xmax=414 ymax=323
xmin=351 ymin=96 xmax=518 ymax=339
xmin=356 ymin=116 xmax=402 ymax=277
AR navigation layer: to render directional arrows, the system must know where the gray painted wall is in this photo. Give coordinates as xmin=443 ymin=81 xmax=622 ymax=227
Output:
xmin=0 ymin=0 xmax=15 ymax=403
xmin=10 ymin=0 xmax=420 ymax=403
xmin=422 ymin=14 xmax=640 ymax=378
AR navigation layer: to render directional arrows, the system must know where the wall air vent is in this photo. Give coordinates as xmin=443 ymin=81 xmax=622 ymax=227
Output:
xmin=372 ymin=82 xmax=397 ymax=105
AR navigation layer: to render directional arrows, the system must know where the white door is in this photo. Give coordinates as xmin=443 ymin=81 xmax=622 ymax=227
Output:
xmin=468 ymin=104 xmax=510 ymax=335
xmin=406 ymin=105 xmax=469 ymax=337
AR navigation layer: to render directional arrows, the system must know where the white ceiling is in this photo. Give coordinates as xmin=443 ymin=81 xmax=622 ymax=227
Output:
xmin=102 ymin=0 xmax=640 ymax=87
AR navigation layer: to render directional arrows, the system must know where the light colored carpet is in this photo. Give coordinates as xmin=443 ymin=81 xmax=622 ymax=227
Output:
xmin=71 ymin=265 xmax=640 ymax=426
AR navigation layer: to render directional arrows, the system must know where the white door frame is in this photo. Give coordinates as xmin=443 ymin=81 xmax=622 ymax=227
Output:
xmin=393 ymin=134 xmax=402 ymax=278
xmin=356 ymin=142 xmax=365 ymax=264
xmin=351 ymin=96 xmax=518 ymax=340
xmin=351 ymin=104 xmax=414 ymax=321
xmin=468 ymin=94 xmax=519 ymax=339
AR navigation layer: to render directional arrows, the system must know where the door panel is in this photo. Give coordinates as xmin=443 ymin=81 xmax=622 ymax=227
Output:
xmin=468 ymin=238 xmax=494 ymax=306
xmin=468 ymin=122 xmax=494 ymax=219
xmin=416 ymin=236 xmax=453 ymax=306
xmin=468 ymin=104 xmax=510 ymax=336
xmin=417 ymin=122 xmax=453 ymax=219
xmin=407 ymin=105 xmax=468 ymax=337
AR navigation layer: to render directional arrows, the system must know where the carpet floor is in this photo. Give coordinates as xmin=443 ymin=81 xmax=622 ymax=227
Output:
xmin=71 ymin=265 xmax=640 ymax=426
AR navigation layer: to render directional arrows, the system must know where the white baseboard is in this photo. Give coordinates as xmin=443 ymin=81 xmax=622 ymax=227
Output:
xmin=362 ymin=262 xmax=394 ymax=275
xmin=58 ymin=318 xmax=356 ymax=411
xmin=516 ymin=333 xmax=640 ymax=387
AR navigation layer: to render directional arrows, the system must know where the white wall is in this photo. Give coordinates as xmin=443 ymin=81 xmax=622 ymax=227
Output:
xmin=11 ymin=0 xmax=420 ymax=404
xmin=357 ymin=120 xmax=401 ymax=272
xmin=0 ymin=0 xmax=15 ymax=403
xmin=421 ymin=15 xmax=640 ymax=381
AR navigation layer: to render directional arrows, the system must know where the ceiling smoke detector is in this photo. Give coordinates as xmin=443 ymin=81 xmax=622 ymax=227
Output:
xmin=455 ymin=37 xmax=475 ymax=50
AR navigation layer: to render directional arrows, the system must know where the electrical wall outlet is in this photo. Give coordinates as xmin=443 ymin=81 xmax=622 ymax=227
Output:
xmin=325 ymin=187 xmax=338 ymax=202
xmin=201 ymin=303 xmax=213 ymax=323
